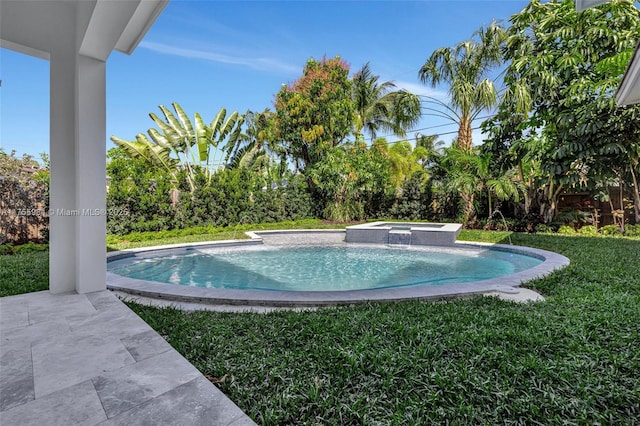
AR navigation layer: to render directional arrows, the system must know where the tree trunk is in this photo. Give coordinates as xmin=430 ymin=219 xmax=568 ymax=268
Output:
xmin=518 ymin=160 xmax=534 ymax=215
xmin=457 ymin=116 xmax=473 ymax=151
xmin=540 ymin=180 xmax=563 ymax=223
xmin=461 ymin=192 xmax=475 ymax=223
xmin=619 ymin=183 xmax=625 ymax=233
xmin=630 ymin=165 xmax=640 ymax=224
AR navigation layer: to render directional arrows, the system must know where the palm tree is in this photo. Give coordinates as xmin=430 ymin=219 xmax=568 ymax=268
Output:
xmin=415 ymin=133 xmax=445 ymax=168
xmin=227 ymin=109 xmax=287 ymax=178
xmin=419 ymin=22 xmax=506 ymax=151
xmin=352 ymin=63 xmax=421 ymax=141
xmin=386 ymin=140 xmax=428 ymax=189
xmin=442 ymin=146 xmax=521 ymax=222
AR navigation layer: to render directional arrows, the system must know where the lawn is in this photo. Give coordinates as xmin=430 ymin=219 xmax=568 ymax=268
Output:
xmin=0 ymin=250 xmax=49 ymax=297
xmin=2 ymin=230 xmax=639 ymax=424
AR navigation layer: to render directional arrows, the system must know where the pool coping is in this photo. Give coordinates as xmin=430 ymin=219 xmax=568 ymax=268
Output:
xmin=106 ymin=230 xmax=570 ymax=307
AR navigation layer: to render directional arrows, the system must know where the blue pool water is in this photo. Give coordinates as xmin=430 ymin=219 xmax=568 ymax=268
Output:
xmin=107 ymin=245 xmax=543 ymax=292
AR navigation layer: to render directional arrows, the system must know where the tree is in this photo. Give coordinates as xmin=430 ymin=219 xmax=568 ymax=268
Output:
xmin=497 ymin=0 xmax=640 ymax=224
xmin=227 ymin=109 xmax=288 ymax=182
xmin=306 ymin=142 xmax=391 ymax=221
xmin=481 ymin=107 xmax=568 ymax=223
xmin=419 ymin=22 xmax=506 ymax=151
xmin=386 ymin=140 xmax=428 ymax=189
xmin=351 ymin=63 xmax=421 ymax=141
xmin=275 ymin=56 xmax=354 ymax=170
xmin=111 ymin=102 xmax=244 ymax=191
xmin=441 ymin=146 xmax=520 ymax=223
xmin=415 ymin=133 xmax=445 ymax=168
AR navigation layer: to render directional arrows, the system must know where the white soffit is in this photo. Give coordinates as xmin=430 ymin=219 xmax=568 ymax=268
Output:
xmin=574 ymin=0 xmax=610 ymax=12
xmin=79 ymin=1 xmax=141 ymax=61
xmin=0 ymin=0 xmax=72 ymax=59
xmin=79 ymin=0 xmax=168 ymax=61
xmin=115 ymin=0 xmax=169 ymax=55
xmin=0 ymin=0 xmax=167 ymax=61
xmin=79 ymin=0 xmax=168 ymax=60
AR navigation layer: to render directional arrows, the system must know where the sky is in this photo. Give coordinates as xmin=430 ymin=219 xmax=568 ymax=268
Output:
xmin=0 ymin=0 xmax=531 ymax=160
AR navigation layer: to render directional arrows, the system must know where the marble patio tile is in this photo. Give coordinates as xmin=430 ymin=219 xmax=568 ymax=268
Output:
xmin=32 ymin=332 xmax=135 ymax=398
xmin=0 ymin=380 xmax=106 ymax=426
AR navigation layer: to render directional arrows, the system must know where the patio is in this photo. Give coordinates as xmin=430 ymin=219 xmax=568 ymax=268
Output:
xmin=0 ymin=290 xmax=255 ymax=425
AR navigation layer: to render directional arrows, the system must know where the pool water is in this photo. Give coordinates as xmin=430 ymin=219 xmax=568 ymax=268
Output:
xmin=107 ymin=245 xmax=543 ymax=292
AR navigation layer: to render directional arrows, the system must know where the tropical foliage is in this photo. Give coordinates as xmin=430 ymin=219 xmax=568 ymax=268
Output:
xmin=488 ymin=0 xmax=640 ymax=225
xmin=11 ymin=0 xmax=640 ymax=244
xmin=111 ymin=102 xmax=244 ymax=191
xmin=419 ymin=21 xmax=506 ymax=151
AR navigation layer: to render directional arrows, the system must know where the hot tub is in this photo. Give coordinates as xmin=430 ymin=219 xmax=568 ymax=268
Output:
xmin=345 ymin=221 xmax=463 ymax=246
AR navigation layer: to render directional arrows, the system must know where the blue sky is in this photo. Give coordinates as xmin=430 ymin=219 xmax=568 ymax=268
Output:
xmin=1 ymin=0 xmax=530 ymax=159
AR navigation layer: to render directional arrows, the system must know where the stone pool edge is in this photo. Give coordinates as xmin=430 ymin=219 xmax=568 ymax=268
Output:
xmin=106 ymin=230 xmax=570 ymax=307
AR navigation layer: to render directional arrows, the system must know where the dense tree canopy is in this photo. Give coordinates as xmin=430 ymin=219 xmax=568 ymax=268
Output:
xmin=275 ymin=56 xmax=354 ymax=171
xmin=489 ymin=0 xmax=640 ymax=223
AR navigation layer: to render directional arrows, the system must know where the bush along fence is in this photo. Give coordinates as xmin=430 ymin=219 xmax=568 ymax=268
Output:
xmin=0 ymin=150 xmax=49 ymax=245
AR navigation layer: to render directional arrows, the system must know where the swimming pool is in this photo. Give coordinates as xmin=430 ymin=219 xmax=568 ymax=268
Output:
xmin=107 ymin=230 xmax=570 ymax=307
xmin=108 ymin=244 xmax=543 ymax=291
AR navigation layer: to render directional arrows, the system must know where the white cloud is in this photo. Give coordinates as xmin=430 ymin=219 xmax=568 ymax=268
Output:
xmin=139 ymin=41 xmax=299 ymax=75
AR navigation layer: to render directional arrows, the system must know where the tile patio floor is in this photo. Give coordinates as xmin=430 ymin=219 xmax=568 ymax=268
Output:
xmin=0 ymin=290 xmax=256 ymax=426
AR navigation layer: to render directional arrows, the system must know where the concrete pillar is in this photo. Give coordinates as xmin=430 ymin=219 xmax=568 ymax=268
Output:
xmin=49 ymin=52 xmax=106 ymax=294
xmin=75 ymin=55 xmax=107 ymax=294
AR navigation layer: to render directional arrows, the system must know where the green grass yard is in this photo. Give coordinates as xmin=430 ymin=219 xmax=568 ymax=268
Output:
xmin=1 ymin=230 xmax=639 ymax=424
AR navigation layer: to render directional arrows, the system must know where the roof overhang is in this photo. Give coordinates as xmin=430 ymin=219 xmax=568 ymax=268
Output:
xmin=0 ymin=0 xmax=168 ymax=62
xmin=574 ymin=0 xmax=610 ymax=12
xmin=615 ymin=40 xmax=640 ymax=105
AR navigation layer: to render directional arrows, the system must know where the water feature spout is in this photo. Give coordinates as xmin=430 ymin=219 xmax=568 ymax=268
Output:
xmin=489 ymin=209 xmax=512 ymax=245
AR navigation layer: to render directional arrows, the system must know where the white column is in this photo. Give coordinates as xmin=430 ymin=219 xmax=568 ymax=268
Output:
xmin=75 ymin=55 xmax=106 ymax=294
xmin=49 ymin=52 xmax=106 ymax=294
xmin=49 ymin=50 xmax=77 ymax=294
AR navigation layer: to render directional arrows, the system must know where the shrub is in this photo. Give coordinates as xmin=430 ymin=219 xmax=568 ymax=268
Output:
xmin=601 ymin=225 xmax=623 ymax=236
xmin=624 ymin=224 xmax=640 ymax=237
xmin=12 ymin=242 xmax=49 ymax=254
xmin=578 ymin=225 xmax=598 ymax=236
xmin=535 ymin=224 xmax=554 ymax=233
xmin=0 ymin=242 xmax=49 ymax=255
xmin=389 ymin=173 xmax=427 ymax=220
xmin=106 ymin=148 xmax=177 ymax=235
xmin=558 ymin=225 xmax=577 ymax=235
xmin=0 ymin=150 xmax=49 ymax=244
xmin=556 ymin=208 xmax=592 ymax=228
